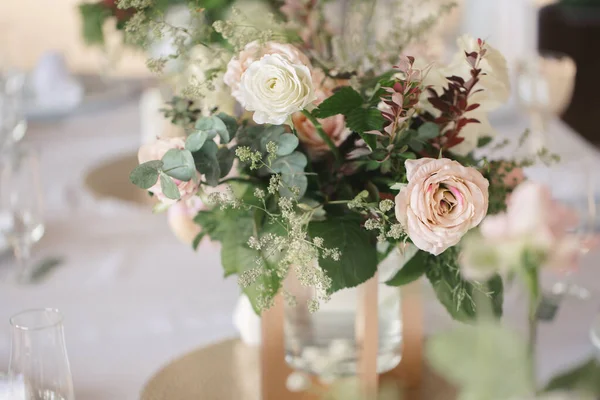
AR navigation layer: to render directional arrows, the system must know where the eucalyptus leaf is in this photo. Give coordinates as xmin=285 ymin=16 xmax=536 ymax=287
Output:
xmin=386 ymin=250 xmax=427 ymax=286
xmin=216 ymin=113 xmax=238 ymax=142
xmin=196 ymin=116 xmax=229 ymax=143
xmin=160 ymin=173 xmax=180 ymax=200
xmin=308 ymin=215 xmax=378 ymax=293
xmin=129 ymin=160 xmax=163 ymax=189
xmin=194 ymin=140 xmax=220 ymax=186
xmin=259 ymin=125 xmax=287 ymax=152
xmin=186 ymin=131 xmax=209 ymax=152
xmin=418 ymin=122 xmax=440 ymax=140
xmin=161 ymin=149 xmax=196 ymax=181
xmin=270 ymin=151 xmax=308 ymax=174
xmin=280 ymin=173 xmax=308 ymax=198
xmin=217 ymin=146 xmax=235 ymax=178
xmin=276 ymin=133 xmax=299 ymax=156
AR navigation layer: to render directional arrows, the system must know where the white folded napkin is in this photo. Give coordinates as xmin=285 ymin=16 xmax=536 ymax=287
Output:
xmin=233 ymin=294 xmax=262 ymax=346
xmin=29 ymin=52 xmax=83 ymax=110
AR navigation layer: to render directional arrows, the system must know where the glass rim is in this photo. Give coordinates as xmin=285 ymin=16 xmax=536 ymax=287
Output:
xmin=9 ymin=308 xmax=63 ymax=331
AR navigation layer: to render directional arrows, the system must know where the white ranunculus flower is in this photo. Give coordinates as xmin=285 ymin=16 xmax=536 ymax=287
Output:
xmin=239 ymin=54 xmax=316 ymax=125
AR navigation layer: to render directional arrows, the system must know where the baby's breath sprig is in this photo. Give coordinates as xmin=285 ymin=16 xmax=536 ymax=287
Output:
xmin=347 ymin=191 xmax=406 ymax=243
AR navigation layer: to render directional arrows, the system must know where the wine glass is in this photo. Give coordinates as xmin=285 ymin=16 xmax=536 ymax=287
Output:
xmin=0 ymin=145 xmax=45 ymax=283
xmin=8 ymin=309 xmax=75 ymax=400
xmin=0 ymin=69 xmax=27 ymax=150
xmin=515 ymin=51 xmax=576 ymax=155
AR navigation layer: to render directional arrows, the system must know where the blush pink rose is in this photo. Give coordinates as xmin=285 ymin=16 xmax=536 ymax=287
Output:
xmin=292 ymin=69 xmax=350 ymax=158
xmin=395 ymin=158 xmax=489 ymax=255
xmin=168 ymin=196 xmax=204 ymax=245
xmin=137 ymin=137 xmax=200 ymax=204
xmin=224 ymin=41 xmax=311 ymax=105
xmin=462 ymin=182 xmax=580 ymax=279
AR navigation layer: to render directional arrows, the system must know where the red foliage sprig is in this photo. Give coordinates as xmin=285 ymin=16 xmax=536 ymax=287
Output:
xmin=378 ymin=56 xmax=423 ymax=141
xmin=425 ymin=39 xmax=487 ymax=153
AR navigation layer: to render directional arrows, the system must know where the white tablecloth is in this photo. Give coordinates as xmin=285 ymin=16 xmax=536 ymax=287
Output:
xmin=0 ymin=97 xmax=599 ymax=399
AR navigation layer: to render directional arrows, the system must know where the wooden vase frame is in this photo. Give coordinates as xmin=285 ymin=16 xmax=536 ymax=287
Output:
xmin=261 ymin=275 xmax=423 ymax=399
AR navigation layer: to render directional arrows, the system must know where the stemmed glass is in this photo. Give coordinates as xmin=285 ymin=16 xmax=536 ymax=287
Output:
xmin=515 ymin=51 xmax=576 ymax=155
xmin=0 ymin=146 xmax=45 ymax=283
xmin=0 ymin=69 xmax=27 ymax=150
xmin=8 ymin=309 xmax=75 ymax=400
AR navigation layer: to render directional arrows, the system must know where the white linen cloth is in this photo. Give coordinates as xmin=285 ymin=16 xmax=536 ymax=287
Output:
xmin=0 ymin=96 xmax=598 ymax=399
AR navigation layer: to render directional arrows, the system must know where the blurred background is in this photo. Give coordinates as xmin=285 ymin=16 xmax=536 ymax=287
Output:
xmin=1 ymin=0 xmax=600 ymax=399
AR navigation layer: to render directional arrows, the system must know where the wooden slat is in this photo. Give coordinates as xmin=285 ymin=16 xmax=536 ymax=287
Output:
xmin=356 ymin=274 xmax=380 ymax=399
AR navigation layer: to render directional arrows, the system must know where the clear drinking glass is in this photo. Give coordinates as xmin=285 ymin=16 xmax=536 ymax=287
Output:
xmin=0 ymin=146 xmax=45 ymax=283
xmin=8 ymin=309 xmax=75 ymax=400
xmin=0 ymin=70 xmax=27 ymax=150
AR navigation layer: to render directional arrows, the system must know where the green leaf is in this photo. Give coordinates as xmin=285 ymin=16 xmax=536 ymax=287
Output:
xmin=79 ymin=3 xmax=111 ymax=45
xmin=276 ymin=133 xmax=299 ymax=156
xmin=417 ymin=122 xmax=440 ymax=140
xmin=129 ymin=160 xmax=163 ymax=189
xmin=271 ymin=151 xmax=308 ymax=174
xmin=426 ymin=250 xmax=503 ymax=322
xmin=346 ymin=108 xmax=384 ymax=150
xmin=195 ymin=116 xmax=229 ymax=143
xmin=386 ymin=250 xmax=427 ymax=286
xmin=194 ymin=141 xmax=220 ymax=186
xmin=308 ymin=215 xmax=378 ymax=293
xmin=160 ymin=173 xmax=180 ymax=200
xmin=216 ymin=113 xmax=238 ymax=142
xmin=280 ymin=173 xmax=308 ymax=198
xmin=30 ymin=257 xmax=64 ymax=283
xmin=186 ymin=131 xmax=209 ymax=152
xmin=427 ymin=322 xmax=534 ymax=400
xmin=192 ymin=232 xmax=205 ymax=251
xmin=217 ymin=146 xmax=235 ymax=179
xmin=314 ymin=87 xmax=363 ymax=118
xmin=477 ymin=136 xmax=493 ymax=148
xmin=161 ymin=149 xmax=196 ymax=181
xmin=545 ymin=358 xmax=600 ymax=395
xmin=259 ymin=125 xmax=287 ymax=152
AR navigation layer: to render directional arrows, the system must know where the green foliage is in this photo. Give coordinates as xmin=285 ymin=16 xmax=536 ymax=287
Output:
xmin=275 ymin=133 xmax=299 ymax=156
xmin=216 ymin=112 xmax=238 ymax=141
xmin=186 ymin=131 xmax=209 ymax=152
xmin=159 ymin=173 xmax=180 ymax=200
xmin=308 ymin=215 xmax=378 ymax=293
xmin=545 ymin=358 xmax=600 ymax=395
xmin=477 ymin=136 xmax=493 ymax=148
xmin=417 ymin=122 xmax=440 ymax=140
xmin=195 ymin=115 xmax=231 ymax=144
xmin=129 ymin=160 xmax=163 ymax=189
xmin=79 ymin=3 xmax=112 ymax=46
xmin=217 ymin=147 xmax=235 ymax=178
xmin=194 ymin=140 xmax=220 ymax=186
xmin=195 ymin=206 xmax=281 ymax=313
xmin=161 ymin=148 xmax=196 ymax=181
xmin=425 ymin=247 xmax=503 ymax=321
xmin=345 ymin=108 xmax=385 ymax=149
xmin=271 ymin=152 xmax=308 ymax=197
xmin=427 ymin=322 xmax=534 ymax=400
xmin=314 ymin=87 xmax=364 ymax=118
xmin=386 ymin=250 xmax=427 ymax=286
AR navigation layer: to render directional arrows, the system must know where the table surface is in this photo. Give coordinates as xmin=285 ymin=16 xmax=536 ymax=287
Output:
xmin=0 ymin=97 xmax=599 ymax=399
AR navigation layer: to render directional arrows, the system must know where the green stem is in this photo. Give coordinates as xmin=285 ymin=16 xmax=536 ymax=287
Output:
xmin=219 ymin=176 xmax=260 ymax=185
xmin=300 ymin=110 xmax=341 ymax=163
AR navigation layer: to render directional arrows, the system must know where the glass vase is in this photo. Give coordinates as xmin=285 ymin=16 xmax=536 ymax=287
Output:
xmin=284 ymin=252 xmax=404 ymax=378
xmin=8 ymin=309 xmax=75 ymax=400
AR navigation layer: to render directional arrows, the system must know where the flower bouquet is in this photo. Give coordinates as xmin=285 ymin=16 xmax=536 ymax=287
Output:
xmin=126 ymin=0 xmax=554 ymax=385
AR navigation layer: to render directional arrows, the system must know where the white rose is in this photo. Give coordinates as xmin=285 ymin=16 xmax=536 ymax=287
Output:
xmin=224 ymin=41 xmax=311 ymax=105
xmin=239 ymin=54 xmax=316 ymax=125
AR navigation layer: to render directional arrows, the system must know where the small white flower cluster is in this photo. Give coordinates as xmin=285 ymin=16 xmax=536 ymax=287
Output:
xmin=235 ymin=146 xmax=263 ymax=170
xmin=205 ymin=186 xmax=242 ymax=210
xmin=348 ymin=192 xmax=406 ymax=243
